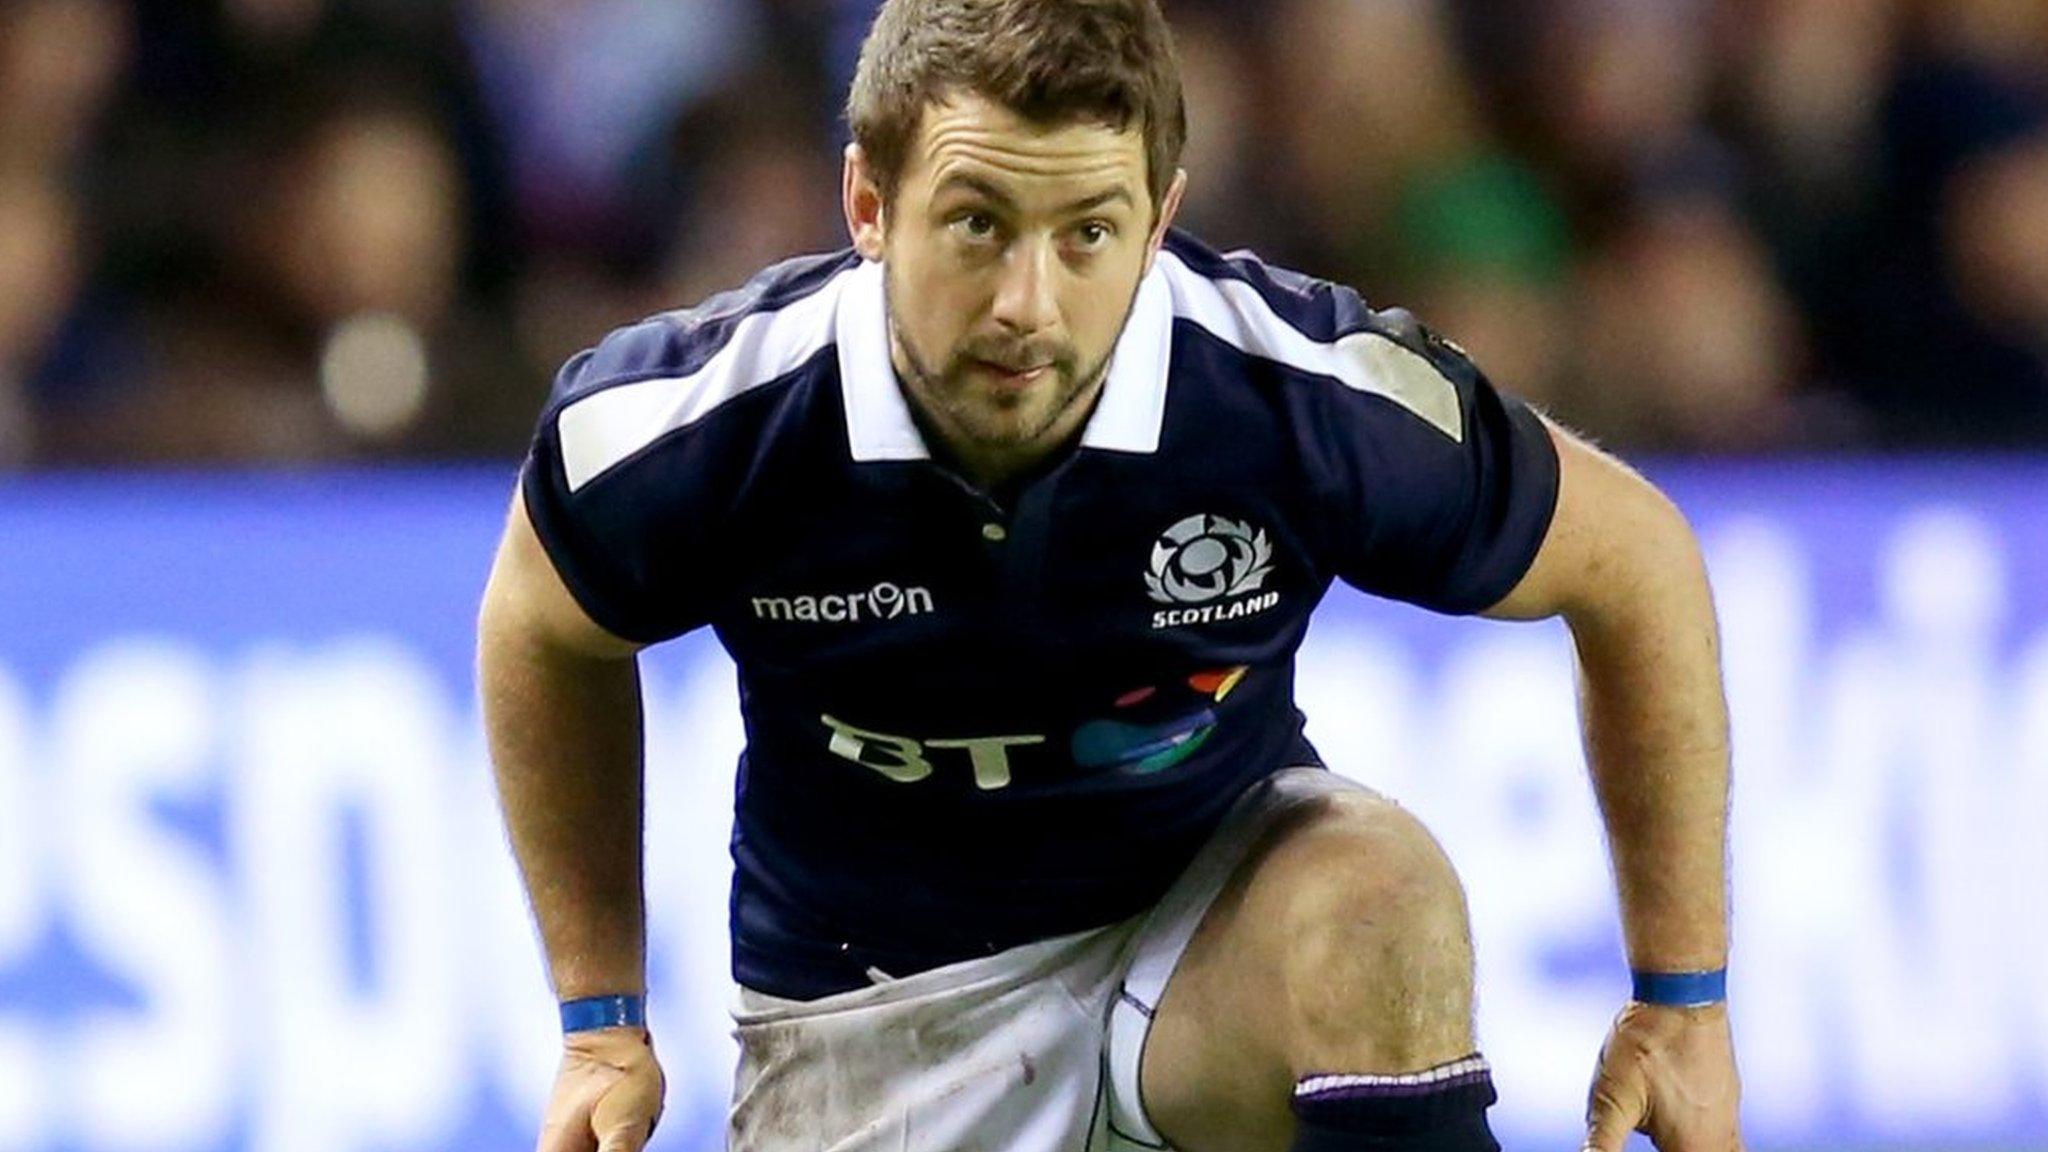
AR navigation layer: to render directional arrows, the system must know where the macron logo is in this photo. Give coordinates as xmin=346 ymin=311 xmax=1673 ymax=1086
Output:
xmin=750 ymin=582 xmax=935 ymax=625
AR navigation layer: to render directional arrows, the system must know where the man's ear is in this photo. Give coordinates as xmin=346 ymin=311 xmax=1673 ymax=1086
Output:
xmin=1142 ymin=168 xmax=1189 ymax=273
xmin=843 ymin=144 xmax=887 ymax=261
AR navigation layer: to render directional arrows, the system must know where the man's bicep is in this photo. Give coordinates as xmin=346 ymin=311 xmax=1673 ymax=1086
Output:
xmin=1482 ymin=419 xmax=1697 ymax=623
xmin=481 ymin=491 xmax=643 ymax=661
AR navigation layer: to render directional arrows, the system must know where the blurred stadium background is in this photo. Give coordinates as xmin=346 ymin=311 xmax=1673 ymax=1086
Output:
xmin=1 ymin=0 xmax=2044 ymax=1149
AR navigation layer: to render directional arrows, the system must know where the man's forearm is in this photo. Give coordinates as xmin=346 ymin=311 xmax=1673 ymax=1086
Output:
xmin=1566 ymin=501 xmax=1731 ymax=973
xmin=480 ymin=613 xmax=648 ymax=1000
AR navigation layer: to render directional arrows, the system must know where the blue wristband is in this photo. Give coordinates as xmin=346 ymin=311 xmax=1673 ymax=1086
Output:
xmin=1631 ymin=968 xmax=1727 ymax=1007
xmin=559 ymin=994 xmax=646 ymax=1033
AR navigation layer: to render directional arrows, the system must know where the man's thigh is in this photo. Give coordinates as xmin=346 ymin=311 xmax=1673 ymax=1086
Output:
xmin=728 ymin=926 xmax=1131 ymax=1152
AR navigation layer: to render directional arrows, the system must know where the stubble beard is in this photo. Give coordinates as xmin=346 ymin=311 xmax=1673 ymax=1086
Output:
xmin=884 ymin=268 xmax=1132 ymax=453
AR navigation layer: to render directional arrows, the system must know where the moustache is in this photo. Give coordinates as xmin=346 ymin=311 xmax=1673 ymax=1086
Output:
xmin=955 ymin=342 xmax=1073 ymax=373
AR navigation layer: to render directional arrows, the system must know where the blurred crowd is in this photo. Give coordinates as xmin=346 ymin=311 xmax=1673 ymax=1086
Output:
xmin=3 ymin=0 xmax=2047 ymax=467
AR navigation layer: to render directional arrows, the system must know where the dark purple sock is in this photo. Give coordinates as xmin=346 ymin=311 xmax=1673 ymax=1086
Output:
xmin=1287 ymin=1054 xmax=1502 ymax=1152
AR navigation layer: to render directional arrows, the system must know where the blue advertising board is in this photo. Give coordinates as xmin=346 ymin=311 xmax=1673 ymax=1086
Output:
xmin=0 ymin=462 xmax=2043 ymax=1151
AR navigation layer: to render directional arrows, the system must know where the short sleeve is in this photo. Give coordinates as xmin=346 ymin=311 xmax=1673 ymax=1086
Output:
xmin=1312 ymin=308 xmax=1559 ymax=615
xmin=519 ymin=323 xmax=720 ymax=645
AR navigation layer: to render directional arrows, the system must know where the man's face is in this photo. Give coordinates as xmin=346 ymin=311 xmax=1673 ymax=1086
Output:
xmin=847 ymin=93 xmax=1182 ymax=459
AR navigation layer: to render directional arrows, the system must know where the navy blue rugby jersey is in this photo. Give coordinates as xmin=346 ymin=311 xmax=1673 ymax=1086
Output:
xmin=521 ymin=230 xmax=1559 ymax=999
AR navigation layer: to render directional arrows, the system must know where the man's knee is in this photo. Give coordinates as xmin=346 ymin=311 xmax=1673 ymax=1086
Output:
xmin=1261 ymin=792 xmax=1477 ymax=1073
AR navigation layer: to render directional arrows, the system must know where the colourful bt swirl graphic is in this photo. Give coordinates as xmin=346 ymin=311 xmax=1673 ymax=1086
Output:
xmin=1071 ymin=665 xmax=1250 ymax=774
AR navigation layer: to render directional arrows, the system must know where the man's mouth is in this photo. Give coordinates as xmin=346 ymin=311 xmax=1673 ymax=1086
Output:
xmin=973 ymin=358 xmax=1052 ymax=386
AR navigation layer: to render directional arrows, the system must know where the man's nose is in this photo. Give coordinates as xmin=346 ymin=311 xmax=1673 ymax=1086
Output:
xmin=990 ymin=238 xmax=1058 ymax=336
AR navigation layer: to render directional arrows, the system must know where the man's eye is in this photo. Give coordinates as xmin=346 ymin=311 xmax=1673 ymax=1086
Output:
xmin=951 ymin=213 xmax=998 ymax=242
xmin=1072 ymin=221 xmax=1114 ymax=249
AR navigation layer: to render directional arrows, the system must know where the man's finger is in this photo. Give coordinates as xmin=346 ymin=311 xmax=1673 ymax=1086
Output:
xmin=591 ymin=1089 xmax=660 ymax=1152
xmin=535 ymin=1112 xmax=598 ymax=1152
xmin=1582 ymin=1076 xmax=1641 ymax=1152
xmin=595 ymin=1123 xmax=654 ymax=1152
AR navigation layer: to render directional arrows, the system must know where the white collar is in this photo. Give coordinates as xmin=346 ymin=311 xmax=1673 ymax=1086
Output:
xmin=835 ymin=255 xmax=1174 ymax=462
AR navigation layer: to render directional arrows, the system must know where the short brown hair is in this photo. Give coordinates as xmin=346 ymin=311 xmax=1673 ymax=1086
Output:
xmin=847 ymin=0 xmax=1187 ymax=208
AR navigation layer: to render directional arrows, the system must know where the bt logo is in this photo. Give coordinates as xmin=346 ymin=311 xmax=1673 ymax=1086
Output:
xmin=820 ymin=713 xmax=1044 ymax=790
xmin=817 ymin=666 xmax=1248 ymax=790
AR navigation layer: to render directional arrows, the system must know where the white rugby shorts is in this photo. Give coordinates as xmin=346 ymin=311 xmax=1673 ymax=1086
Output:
xmin=727 ymin=766 xmax=1360 ymax=1151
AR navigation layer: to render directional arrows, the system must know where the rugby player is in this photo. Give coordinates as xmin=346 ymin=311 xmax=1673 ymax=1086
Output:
xmin=478 ymin=1 xmax=1743 ymax=1149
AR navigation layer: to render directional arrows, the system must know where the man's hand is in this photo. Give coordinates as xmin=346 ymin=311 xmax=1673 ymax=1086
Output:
xmin=1583 ymin=1002 xmax=1742 ymax=1152
xmin=537 ymin=1027 xmax=667 ymax=1152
